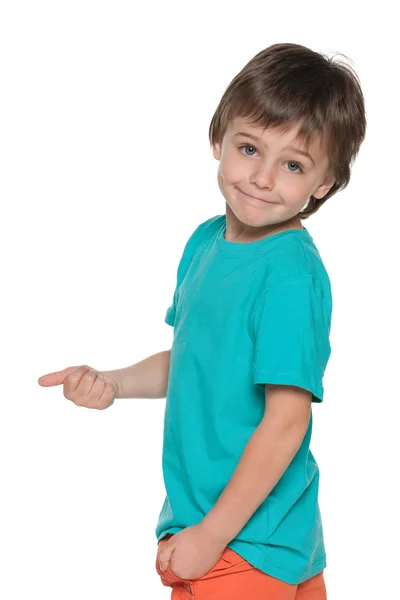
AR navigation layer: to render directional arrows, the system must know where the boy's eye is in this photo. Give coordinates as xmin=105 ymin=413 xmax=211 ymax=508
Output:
xmin=286 ymin=161 xmax=303 ymax=174
xmin=239 ymin=144 xmax=257 ymax=157
xmin=238 ymin=144 xmax=304 ymax=174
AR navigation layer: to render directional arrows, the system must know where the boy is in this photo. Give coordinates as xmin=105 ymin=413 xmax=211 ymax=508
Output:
xmin=38 ymin=43 xmax=366 ymax=599
xmin=154 ymin=43 xmax=365 ymax=598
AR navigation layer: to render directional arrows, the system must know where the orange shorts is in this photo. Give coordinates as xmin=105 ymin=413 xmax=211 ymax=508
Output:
xmin=156 ymin=533 xmax=326 ymax=599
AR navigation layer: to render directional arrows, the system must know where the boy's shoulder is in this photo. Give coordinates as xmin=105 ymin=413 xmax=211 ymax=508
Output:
xmin=264 ymin=230 xmax=332 ymax=306
xmin=174 ymin=215 xmax=224 ymax=272
xmin=190 ymin=214 xmax=224 ymax=238
xmin=181 ymin=214 xmax=224 ymax=251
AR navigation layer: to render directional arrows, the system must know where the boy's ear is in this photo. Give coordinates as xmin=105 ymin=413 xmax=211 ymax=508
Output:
xmin=212 ymin=142 xmax=221 ymax=160
xmin=313 ymin=172 xmax=336 ymax=200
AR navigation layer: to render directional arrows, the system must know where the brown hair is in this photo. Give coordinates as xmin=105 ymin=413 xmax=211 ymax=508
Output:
xmin=208 ymin=43 xmax=367 ymax=219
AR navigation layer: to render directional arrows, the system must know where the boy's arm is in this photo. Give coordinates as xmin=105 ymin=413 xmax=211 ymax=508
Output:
xmin=100 ymin=349 xmax=172 ymax=399
xmin=200 ymin=384 xmax=312 ymax=546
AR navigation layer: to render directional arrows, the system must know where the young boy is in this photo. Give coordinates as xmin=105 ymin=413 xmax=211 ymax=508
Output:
xmin=38 ymin=42 xmax=366 ymax=599
xmin=154 ymin=43 xmax=366 ymax=599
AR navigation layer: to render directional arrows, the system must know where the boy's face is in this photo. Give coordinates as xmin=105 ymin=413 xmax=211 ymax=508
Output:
xmin=213 ymin=116 xmax=335 ymax=239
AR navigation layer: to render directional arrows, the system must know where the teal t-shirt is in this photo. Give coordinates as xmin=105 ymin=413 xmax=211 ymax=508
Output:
xmin=155 ymin=214 xmax=332 ymax=585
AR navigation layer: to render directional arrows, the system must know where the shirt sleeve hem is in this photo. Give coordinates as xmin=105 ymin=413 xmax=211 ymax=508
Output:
xmin=252 ymin=369 xmax=324 ymax=403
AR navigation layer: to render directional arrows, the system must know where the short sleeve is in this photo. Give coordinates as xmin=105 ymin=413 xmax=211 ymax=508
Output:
xmin=252 ymin=273 xmax=332 ymax=403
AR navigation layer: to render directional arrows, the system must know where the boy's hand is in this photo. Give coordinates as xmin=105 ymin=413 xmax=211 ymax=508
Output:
xmin=157 ymin=523 xmax=227 ymax=581
xmin=38 ymin=365 xmax=118 ymax=410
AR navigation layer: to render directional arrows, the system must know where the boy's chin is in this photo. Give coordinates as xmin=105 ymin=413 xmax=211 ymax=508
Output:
xmin=226 ymin=202 xmax=302 ymax=234
xmin=227 ymin=202 xmax=281 ymax=227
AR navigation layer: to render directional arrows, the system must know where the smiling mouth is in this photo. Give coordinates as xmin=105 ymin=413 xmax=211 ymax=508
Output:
xmin=237 ymin=188 xmax=275 ymax=204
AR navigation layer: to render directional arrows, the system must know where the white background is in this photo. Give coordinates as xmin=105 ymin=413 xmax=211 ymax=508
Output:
xmin=1 ymin=1 xmax=399 ymax=598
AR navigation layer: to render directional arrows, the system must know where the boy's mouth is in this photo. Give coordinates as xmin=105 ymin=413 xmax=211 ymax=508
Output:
xmin=237 ymin=187 xmax=276 ymax=204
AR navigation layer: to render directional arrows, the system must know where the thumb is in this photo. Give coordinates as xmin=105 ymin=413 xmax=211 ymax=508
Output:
xmin=38 ymin=365 xmax=90 ymax=387
xmin=158 ymin=544 xmax=174 ymax=571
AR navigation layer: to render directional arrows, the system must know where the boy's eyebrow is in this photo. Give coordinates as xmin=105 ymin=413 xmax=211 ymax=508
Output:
xmin=233 ymin=132 xmax=316 ymax=166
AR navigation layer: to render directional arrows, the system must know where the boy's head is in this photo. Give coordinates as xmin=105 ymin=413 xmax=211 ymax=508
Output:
xmin=209 ymin=43 xmax=366 ymax=231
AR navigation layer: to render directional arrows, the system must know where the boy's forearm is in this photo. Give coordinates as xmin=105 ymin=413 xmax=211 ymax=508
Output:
xmin=100 ymin=349 xmax=171 ymax=399
xmin=200 ymin=416 xmax=308 ymax=546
